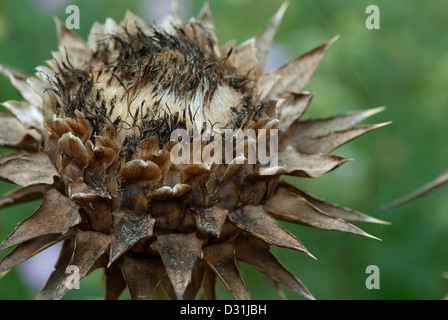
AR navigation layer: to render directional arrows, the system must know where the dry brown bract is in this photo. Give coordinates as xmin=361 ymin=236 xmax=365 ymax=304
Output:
xmin=382 ymin=170 xmax=448 ymax=211
xmin=0 ymin=2 xmax=388 ymax=300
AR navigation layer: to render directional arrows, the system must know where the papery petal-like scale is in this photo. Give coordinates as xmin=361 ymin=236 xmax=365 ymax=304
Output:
xmin=121 ymin=256 xmax=166 ymax=300
xmin=53 ymin=230 xmax=110 ymax=300
xmin=279 ymin=145 xmax=350 ymax=178
xmin=0 ymin=152 xmax=60 ymax=186
xmin=0 ymin=189 xmax=80 ymax=251
xmin=0 ymin=234 xmax=63 ymax=274
xmin=0 ymin=114 xmax=40 ymax=151
xmin=263 ymin=36 xmax=338 ymax=99
xmin=0 ymin=185 xmax=45 ymax=209
xmin=229 ymin=204 xmax=314 ymax=257
xmin=0 ymin=65 xmax=42 ymax=106
xmin=235 ymin=233 xmax=314 ymax=300
xmin=203 ymin=243 xmax=251 ymax=300
xmin=36 ymin=237 xmax=75 ymax=300
xmin=263 ymin=185 xmax=379 ymax=239
xmin=151 ymin=233 xmax=203 ymax=300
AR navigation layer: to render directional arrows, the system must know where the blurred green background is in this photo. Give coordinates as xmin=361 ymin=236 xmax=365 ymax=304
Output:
xmin=0 ymin=0 xmax=447 ymax=300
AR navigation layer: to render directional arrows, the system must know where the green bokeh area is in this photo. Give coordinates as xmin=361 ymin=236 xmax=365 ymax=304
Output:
xmin=0 ymin=0 xmax=447 ymax=300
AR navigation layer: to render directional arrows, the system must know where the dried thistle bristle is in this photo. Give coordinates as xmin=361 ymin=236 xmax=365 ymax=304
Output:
xmin=0 ymin=2 xmax=389 ymax=300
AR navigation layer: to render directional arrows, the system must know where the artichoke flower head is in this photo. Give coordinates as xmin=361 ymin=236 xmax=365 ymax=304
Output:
xmin=0 ymin=2 xmax=388 ymax=300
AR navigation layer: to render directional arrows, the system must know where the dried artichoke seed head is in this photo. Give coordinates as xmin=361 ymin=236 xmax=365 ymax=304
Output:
xmin=0 ymin=2 xmax=389 ymax=300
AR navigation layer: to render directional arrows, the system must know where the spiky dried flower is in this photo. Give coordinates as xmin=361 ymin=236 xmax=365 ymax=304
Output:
xmin=0 ymin=3 xmax=388 ymax=300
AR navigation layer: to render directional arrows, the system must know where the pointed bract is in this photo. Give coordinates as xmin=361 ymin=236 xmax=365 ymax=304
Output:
xmin=0 ymin=65 xmax=42 ymax=106
xmin=277 ymin=92 xmax=313 ymax=132
xmin=280 ymin=182 xmax=389 ymax=224
xmin=105 ymin=261 xmax=126 ymax=300
xmin=0 ymin=234 xmax=63 ymax=274
xmin=202 ymin=264 xmax=217 ymax=300
xmin=121 ymin=256 xmax=165 ymax=300
xmin=293 ymin=106 xmax=386 ymax=135
xmin=183 ymin=261 xmax=206 ymax=300
xmin=192 ymin=206 xmax=228 ymax=237
xmin=233 ymin=39 xmax=262 ymax=81
xmin=281 ymin=122 xmax=390 ymax=154
xmin=36 ymin=237 xmax=75 ymax=300
xmin=265 ymin=36 xmax=338 ymax=99
xmin=109 ymin=210 xmax=155 ymax=265
xmin=54 ymin=230 xmax=109 ymax=300
xmin=382 ymin=169 xmax=448 ymax=211
xmin=235 ymin=233 xmax=314 ymax=300
xmin=197 ymin=2 xmax=214 ymax=32
xmin=171 ymin=0 xmax=181 ymax=20
xmin=0 ymin=152 xmax=60 ymax=187
xmin=0 ymin=114 xmax=40 ymax=151
xmin=255 ymin=2 xmax=288 ymax=71
xmin=229 ymin=204 xmax=314 ymax=258
xmin=263 ymin=186 xmax=380 ymax=239
xmin=2 ymin=100 xmax=44 ymax=131
xmin=151 ymin=233 xmax=203 ymax=300
xmin=279 ymin=145 xmax=350 ymax=178
xmin=203 ymin=243 xmax=251 ymax=300
xmin=54 ymin=17 xmax=86 ymax=50
xmin=280 ymin=107 xmax=388 ymax=153
xmin=0 ymin=189 xmax=80 ymax=251
xmin=0 ymin=185 xmax=45 ymax=210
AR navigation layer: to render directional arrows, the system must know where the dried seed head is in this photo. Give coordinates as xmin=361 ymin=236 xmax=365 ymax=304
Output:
xmin=0 ymin=3 xmax=388 ymax=300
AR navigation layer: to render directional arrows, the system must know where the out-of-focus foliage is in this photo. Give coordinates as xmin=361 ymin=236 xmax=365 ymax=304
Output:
xmin=0 ymin=0 xmax=447 ymax=300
